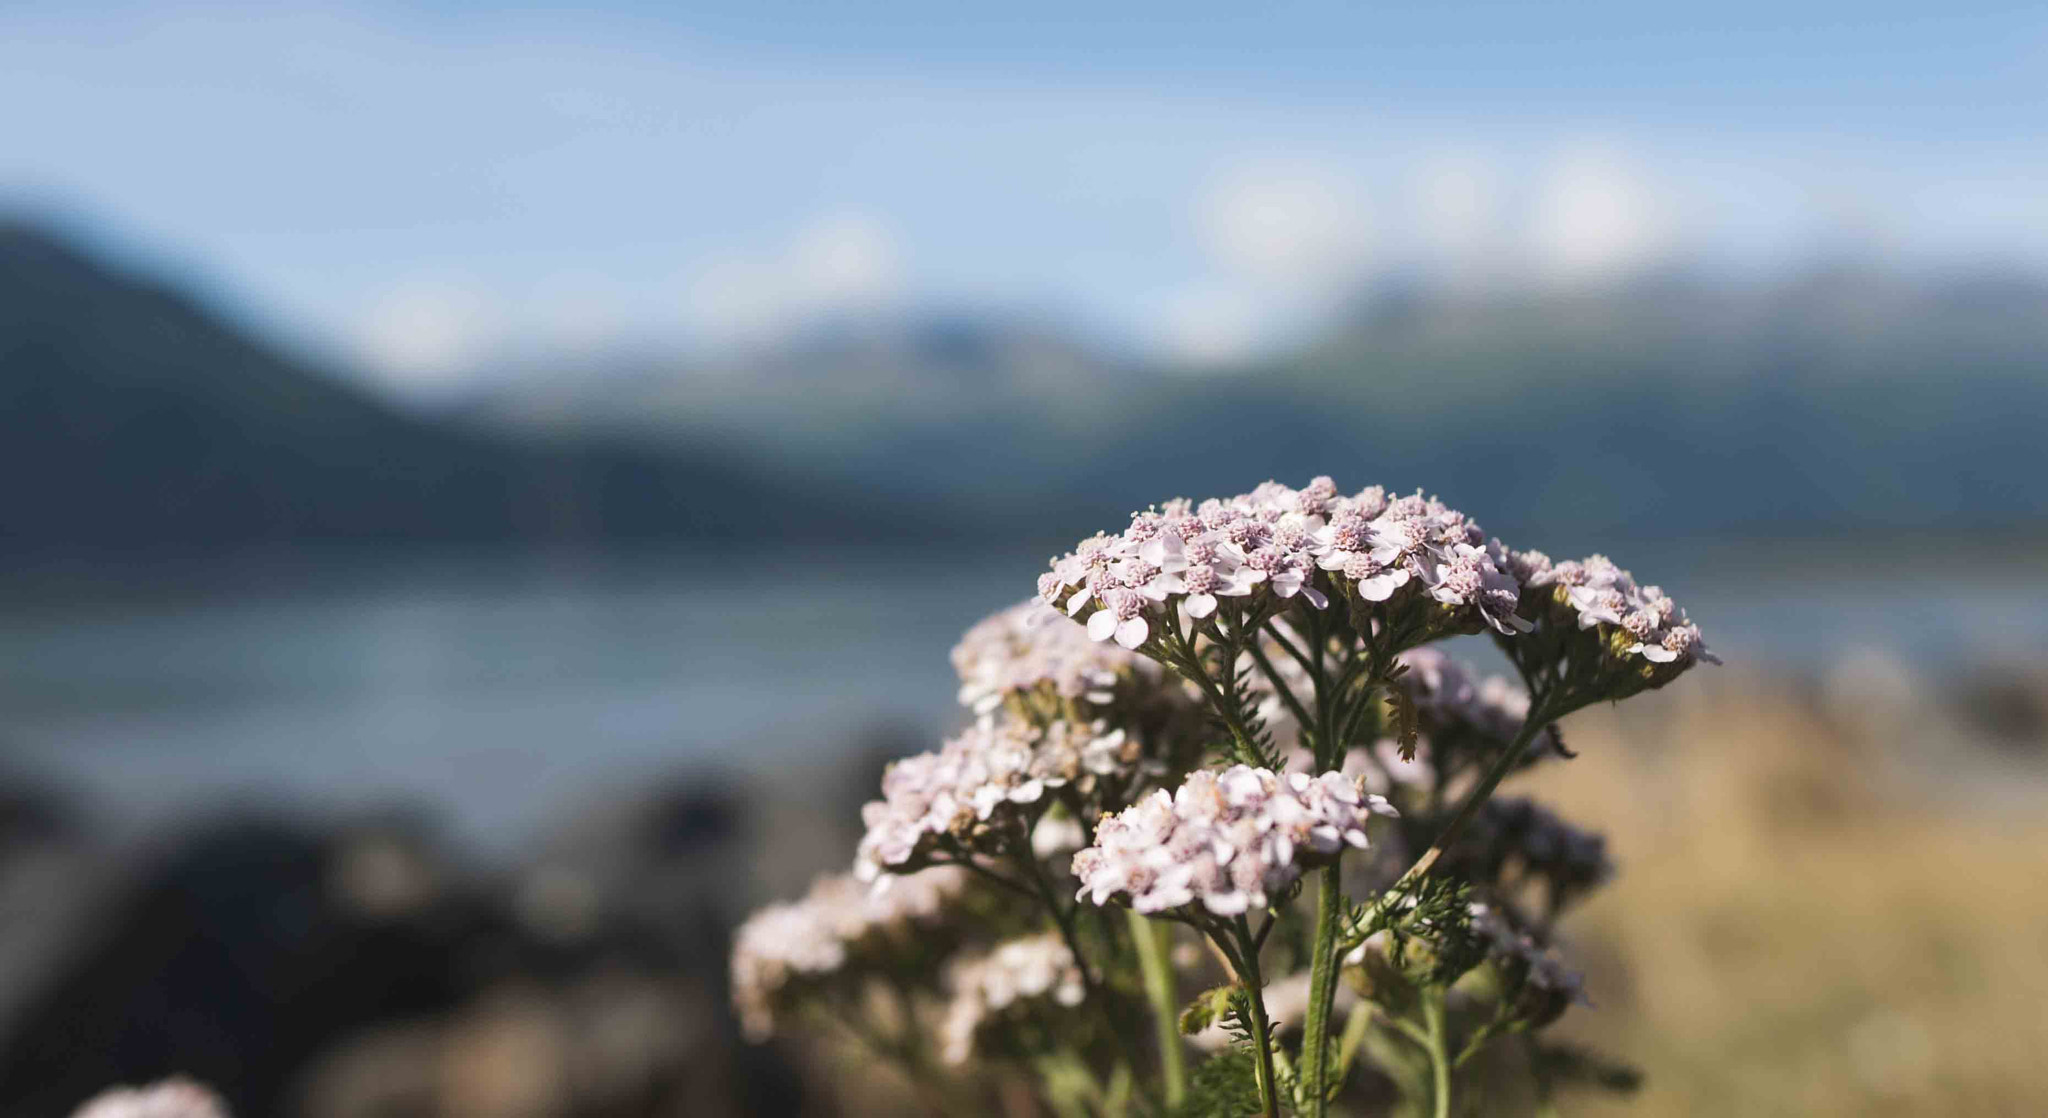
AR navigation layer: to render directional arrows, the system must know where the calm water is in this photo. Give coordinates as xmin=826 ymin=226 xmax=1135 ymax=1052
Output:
xmin=4 ymin=544 xmax=2045 ymax=849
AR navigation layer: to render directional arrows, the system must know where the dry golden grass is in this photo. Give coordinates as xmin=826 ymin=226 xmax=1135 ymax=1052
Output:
xmin=1525 ymin=674 xmax=2048 ymax=1118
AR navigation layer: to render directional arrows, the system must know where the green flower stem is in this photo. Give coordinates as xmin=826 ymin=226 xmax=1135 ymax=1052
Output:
xmin=1128 ymin=909 xmax=1188 ymax=1109
xmin=1261 ymin=614 xmax=1319 ymax=681
xmin=1210 ymin=919 xmax=1282 ymax=1118
xmin=1370 ymin=704 xmax=1553 ymax=924
xmin=1015 ymin=848 xmax=1149 ymax=1101
xmin=1422 ymin=991 xmax=1452 ymax=1118
xmin=1235 ymin=918 xmax=1284 ymax=1118
xmin=1019 ymin=849 xmax=1099 ymax=995
xmin=1161 ymin=616 xmax=1264 ymax=765
xmin=1300 ymin=862 xmax=1345 ymax=1117
xmin=1332 ymin=991 xmax=1374 ymax=1084
xmin=1032 ymin=1052 xmax=1103 ymax=1118
xmin=1298 ymin=610 xmax=1362 ymax=1117
xmin=820 ymin=1001 xmax=957 ymax=1116
xmin=1244 ymin=638 xmax=1316 ymax=738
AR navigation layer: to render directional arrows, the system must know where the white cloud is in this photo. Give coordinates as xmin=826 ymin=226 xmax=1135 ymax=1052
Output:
xmin=1149 ymin=284 xmax=1270 ymax=369
xmin=683 ymin=252 xmax=789 ymax=347
xmin=1194 ymin=161 xmax=1370 ymax=289
xmin=526 ymin=279 xmax=636 ymax=353
xmin=685 ymin=211 xmax=905 ymax=347
xmin=1526 ymin=143 xmax=1672 ymax=281
xmin=790 ymin=212 xmax=902 ymax=306
xmin=352 ymin=278 xmax=499 ymax=393
xmin=1407 ymin=150 xmax=1502 ymax=268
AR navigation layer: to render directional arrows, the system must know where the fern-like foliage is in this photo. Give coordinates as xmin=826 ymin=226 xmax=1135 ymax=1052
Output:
xmin=1211 ymin=641 xmax=1285 ymax=771
xmin=1175 ymin=1047 xmax=1266 ymax=1117
xmin=1174 ymin=985 xmax=1287 ymax=1117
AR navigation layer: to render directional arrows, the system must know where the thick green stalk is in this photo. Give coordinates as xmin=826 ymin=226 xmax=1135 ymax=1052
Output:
xmin=1297 ymin=614 xmax=1354 ymax=1116
xmin=1332 ymin=990 xmax=1374 ymax=1084
xmin=1129 ymin=910 xmax=1188 ymax=1108
xmin=1422 ymin=991 xmax=1452 ymax=1118
xmin=1300 ymin=862 xmax=1345 ymax=1116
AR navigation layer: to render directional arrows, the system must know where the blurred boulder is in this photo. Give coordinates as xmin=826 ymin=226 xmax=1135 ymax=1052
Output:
xmin=0 ymin=769 xmax=840 ymax=1118
xmin=0 ymin=813 xmax=500 ymax=1118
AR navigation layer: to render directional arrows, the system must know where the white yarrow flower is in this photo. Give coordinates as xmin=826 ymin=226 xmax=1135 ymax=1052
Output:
xmin=939 ymin=932 xmax=1087 ymax=1064
xmin=1072 ymin=766 xmax=1396 ymax=918
xmin=730 ymin=868 xmax=968 ymax=1040
xmin=71 ymin=1080 xmax=228 ymax=1118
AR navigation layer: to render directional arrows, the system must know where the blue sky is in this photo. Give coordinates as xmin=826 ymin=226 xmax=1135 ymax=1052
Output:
xmin=3 ymin=2 xmax=2044 ymax=392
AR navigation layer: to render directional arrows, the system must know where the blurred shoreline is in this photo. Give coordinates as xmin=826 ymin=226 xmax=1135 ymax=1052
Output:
xmin=4 ymin=539 xmax=2044 ymax=853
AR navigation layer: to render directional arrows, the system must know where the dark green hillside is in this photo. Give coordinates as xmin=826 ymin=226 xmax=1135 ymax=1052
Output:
xmin=0 ymin=225 xmax=861 ymax=547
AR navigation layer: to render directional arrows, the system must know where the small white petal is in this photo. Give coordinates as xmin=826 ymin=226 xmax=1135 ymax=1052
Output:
xmin=1203 ymin=891 xmax=1250 ymax=916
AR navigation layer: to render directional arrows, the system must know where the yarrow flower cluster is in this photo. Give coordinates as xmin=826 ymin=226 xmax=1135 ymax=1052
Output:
xmin=939 ymin=932 xmax=1087 ymax=1064
xmin=730 ymin=868 xmax=968 ymax=1040
xmin=731 ymin=474 xmax=1716 ymax=1118
xmin=951 ymin=600 xmax=1171 ymax=717
xmin=70 ymin=1081 xmax=228 ymax=1118
xmin=1038 ymin=478 xmax=1528 ymax=650
xmin=855 ymin=717 xmax=1139 ymax=881
xmin=1072 ymin=766 xmax=1397 ymax=917
xmin=1522 ymin=553 xmax=1718 ymax=668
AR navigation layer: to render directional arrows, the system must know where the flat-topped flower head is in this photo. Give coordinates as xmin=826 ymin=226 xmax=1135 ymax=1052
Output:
xmin=71 ymin=1080 xmax=228 ymax=1118
xmin=855 ymin=716 xmax=1139 ymax=881
xmin=1071 ymin=765 xmax=1397 ymax=919
xmin=1037 ymin=478 xmax=1533 ymax=657
xmin=1509 ymin=550 xmax=1719 ymax=702
xmin=951 ymin=600 xmax=1169 ymax=717
xmin=939 ymin=932 xmax=1088 ymax=1064
xmin=730 ymin=867 xmax=969 ymax=1040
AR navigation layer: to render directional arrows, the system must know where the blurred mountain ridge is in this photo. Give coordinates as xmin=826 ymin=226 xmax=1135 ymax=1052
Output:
xmin=4 ymin=218 xmax=2046 ymax=551
xmin=466 ymin=256 xmax=2048 ymax=549
xmin=0 ymin=222 xmax=899 ymax=549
